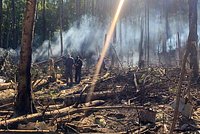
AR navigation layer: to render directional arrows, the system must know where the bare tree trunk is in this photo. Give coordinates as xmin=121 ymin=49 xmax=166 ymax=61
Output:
xmin=14 ymin=0 xmax=37 ymax=116
xmin=119 ymin=19 xmax=123 ymax=66
xmin=162 ymin=0 xmax=169 ymax=54
xmin=177 ymin=32 xmax=182 ymax=66
xmin=188 ymin=0 xmax=199 ymax=79
xmin=6 ymin=27 xmax=10 ymax=49
xmin=92 ymin=0 xmax=95 ymax=16
xmin=4 ymin=5 xmax=10 ymax=48
xmin=42 ymin=0 xmax=46 ymax=41
xmin=0 ymin=0 xmax=2 ymax=48
xmin=83 ymin=0 xmax=86 ymax=15
xmin=169 ymin=46 xmax=189 ymax=133
xmin=170 ymin=0 xmax=198 ymax=132
xmin=11 ymin=0 xmax=16 ymax=48
xmin=76 ymin=0 xmax=80 ymax=27
xmin=165 ymin=0 xmax=170 ymax=41
xmin=138 ymin=20 xmax=144 ymax=68
xmin=59 ymin=0 xmax=64 ymax=56
xmin=144 ymin=0 xmax=147 ymax=63
xmin=147 ymin=1 xmax=150 ymax=66
xmin=86 ymin=0 xmax=89 ymax=15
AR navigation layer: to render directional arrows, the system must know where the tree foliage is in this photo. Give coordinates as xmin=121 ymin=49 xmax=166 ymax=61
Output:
xmin=0 ymin=0 xmax=195 ymax=49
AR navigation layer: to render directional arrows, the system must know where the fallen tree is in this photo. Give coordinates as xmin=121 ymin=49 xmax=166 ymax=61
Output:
xmin=0 ymin=101 xmax=143 ymax=128
xmin=37 ymin=90 xmax=126 ymax=106
xmin=0 ymin=82 xmax=15 ymax=91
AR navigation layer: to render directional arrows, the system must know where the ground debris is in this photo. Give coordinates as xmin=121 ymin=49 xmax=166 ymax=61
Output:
xmin=0 ymin=67 xmax=199 ymax=133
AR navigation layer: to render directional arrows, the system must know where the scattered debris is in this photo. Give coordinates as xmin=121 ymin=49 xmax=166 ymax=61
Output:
xmin=0 ymin=65 xmax=199 ymax=133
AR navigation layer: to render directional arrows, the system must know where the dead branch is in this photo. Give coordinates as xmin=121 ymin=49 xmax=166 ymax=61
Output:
xmin=0 ymin=129 xmax=52 ymax=134
xmin=0 ymin=82 xmax=15 ymax=91
xmin=0 ymin=111 xmax=14 ymax=115
xmin=0 ymin=103 xmax=143 ymax=128
xmin=38 ymin=90 xmax=124 ymax=106
xmin=0 ymin=103 xmax=13 ymax=109
xmin=169 ymin=44 xmax=189 ymax=133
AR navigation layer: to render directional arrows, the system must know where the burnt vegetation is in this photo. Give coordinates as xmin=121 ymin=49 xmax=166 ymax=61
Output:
xmin=0 ymin=0 xmax=199 ymax=133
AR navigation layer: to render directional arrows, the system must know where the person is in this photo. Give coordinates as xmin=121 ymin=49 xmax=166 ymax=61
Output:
xmin=64 ymin=54 xmax=74 ymax=86
xmin=75 ymin=56 xmax=83 ymax=84
xmin=98 ymin=55 xmax=107 ymax=73
xmin=138 ymin=60 xmax=145 ymax=69
xmin=48 ymin=58 xmax=56 ymax=82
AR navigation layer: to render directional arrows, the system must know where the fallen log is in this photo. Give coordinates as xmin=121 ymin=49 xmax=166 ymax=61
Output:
xmin=32 ymin=79 xmax=50 ymax=92
xmin=0 ymin=97 xmax=14 ymax=106
xmin=0 ymin=129 xmax=52 ymax=134
xmin=0 ymin=104 xmax=143 ymax=128
xmin=0 ymin=103 xmax=13 ymax=109
xmin=37 ymin=104 xmax=65 ymax=111
xmin=0 ymin=83 xmax=15 ymax=91
xmin=73 ymin=84 xmax=89 ymax=107
xmin=38 ymin=90 xmax=124 ymax=106
xmin=50 ymin=100 xmax=106 ymax=124
xmin=0 ymin=111 xmax=14 ymax=115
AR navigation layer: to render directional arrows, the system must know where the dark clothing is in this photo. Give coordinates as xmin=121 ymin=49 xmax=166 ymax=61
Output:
xmin=65 ymin=57 xmax=74 ymax=86
xmin=138 ymin=60 xmax=145 ymax=68
xmin=102 ymin=60 xmax=107 ymax=71
xmin=98 ymin=57 xmax=107 ymax=72
xmin=75 ymin=58 xmax=83 ymax=83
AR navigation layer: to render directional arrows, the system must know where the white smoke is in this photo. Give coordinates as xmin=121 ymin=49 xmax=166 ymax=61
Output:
xmin=32 ymin=5 xmax=200 ymax=66
xmin=33 ymin=15 xmax=108 ymax=62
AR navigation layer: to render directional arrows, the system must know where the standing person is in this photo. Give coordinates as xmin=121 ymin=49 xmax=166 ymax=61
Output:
xmin=75 ymin=56 xmax=83 ymax=84
xmin=64 ymin=54 xmax=74 ymax=86
xmin=98 ymin=55 xmax=107 ymax=73
xmin=48 ymin=58 xmax=56 ymax=82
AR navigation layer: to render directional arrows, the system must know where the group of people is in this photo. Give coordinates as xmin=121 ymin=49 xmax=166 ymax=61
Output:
xmin=64 ymin=54 xmax=83 ymax=86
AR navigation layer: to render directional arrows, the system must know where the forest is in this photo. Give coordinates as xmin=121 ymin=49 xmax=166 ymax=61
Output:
xmin=0 ymin=0 xmax=199 ymax=133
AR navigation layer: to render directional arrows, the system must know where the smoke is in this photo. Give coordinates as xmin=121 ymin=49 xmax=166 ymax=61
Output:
xmin=32 ymin=1 xmax=200 ymax=66
xmin=0 ymin=48 xmax=19 ymax=64
xmin=33 ymin=16 xmax=107 ymax=62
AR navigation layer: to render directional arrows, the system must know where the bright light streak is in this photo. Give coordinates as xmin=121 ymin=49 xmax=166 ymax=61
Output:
xmin=86 ymin=0 xmax=125 ymax=102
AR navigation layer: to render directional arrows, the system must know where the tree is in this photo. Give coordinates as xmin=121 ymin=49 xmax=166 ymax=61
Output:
xmin=0 ymin=0 xmax=2 ymax=48
xmin=11 ymin=0 xmax=16 ymax=48
xmin=170 ymin=0 xmax=198 ymax=132
xmin=14 ymin=0 xmax=37 ymax=116
xmin=59 ymin=0 xmax=64 ymax=56
xmin=76 ymin=0 xmax=80 ymax=27
xmin=42 ymin=0 xmax=46 ymax=41
xmin=92 ymin=0 xmax=95 ymax=16
xmin=138 ymin=20 xmax=144 ymax=68
xmin=188 ymin=0 xmax=198 ymax=79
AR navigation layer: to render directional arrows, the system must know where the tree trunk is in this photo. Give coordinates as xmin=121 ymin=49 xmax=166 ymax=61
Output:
xmin=83 ymin=0 xmax=86 ymax=15
xmin=76 ymin=0 xmax=80 ymax=27
xmin=42 ymin=0 xmax=46 ymax=42
xmin=119 ymin=19 xmax=123 ymax=65
xmin=188 ymin=0 xmax=199 ymax=79
xmin=177 ymin=32 xmax=182 ymax=66
xmin=138 ymin=20 xmax=144 ymax=68
xmin=59 ymin=0 xmax=64 ymax=56
xmin=11 ymin=0 xmax=16 ymax=48
xmin=147 ymin=1 xmax=150 ymax=66
xmin=169 ymin=0 xmax=198 ymax=132
xmin=0 ymin=0 xmax=2 ymax=48
xmin=14 ymin=0 xmax=37 ymax=116
xmin=144 ymin=0 xmax=147 ymax=62
xmin=162 ymin=0 xmax=169 ymax=53
xmin=92 ymin=0 xmax=95 ymax=16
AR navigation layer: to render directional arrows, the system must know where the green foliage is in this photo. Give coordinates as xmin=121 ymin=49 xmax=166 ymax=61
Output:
xmin=2 ymin=0 xmax=25 ymax=49
xmin=0 ymin=0 xmax=192 ymax=49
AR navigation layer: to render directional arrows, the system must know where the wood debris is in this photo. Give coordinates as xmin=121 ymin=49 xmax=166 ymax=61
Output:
xmin=0 ymin=64 xmax=199 ymax=133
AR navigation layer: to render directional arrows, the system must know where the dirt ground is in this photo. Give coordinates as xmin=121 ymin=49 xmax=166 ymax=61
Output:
xmin=0 ymin=66 xmax=199 ymax=133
